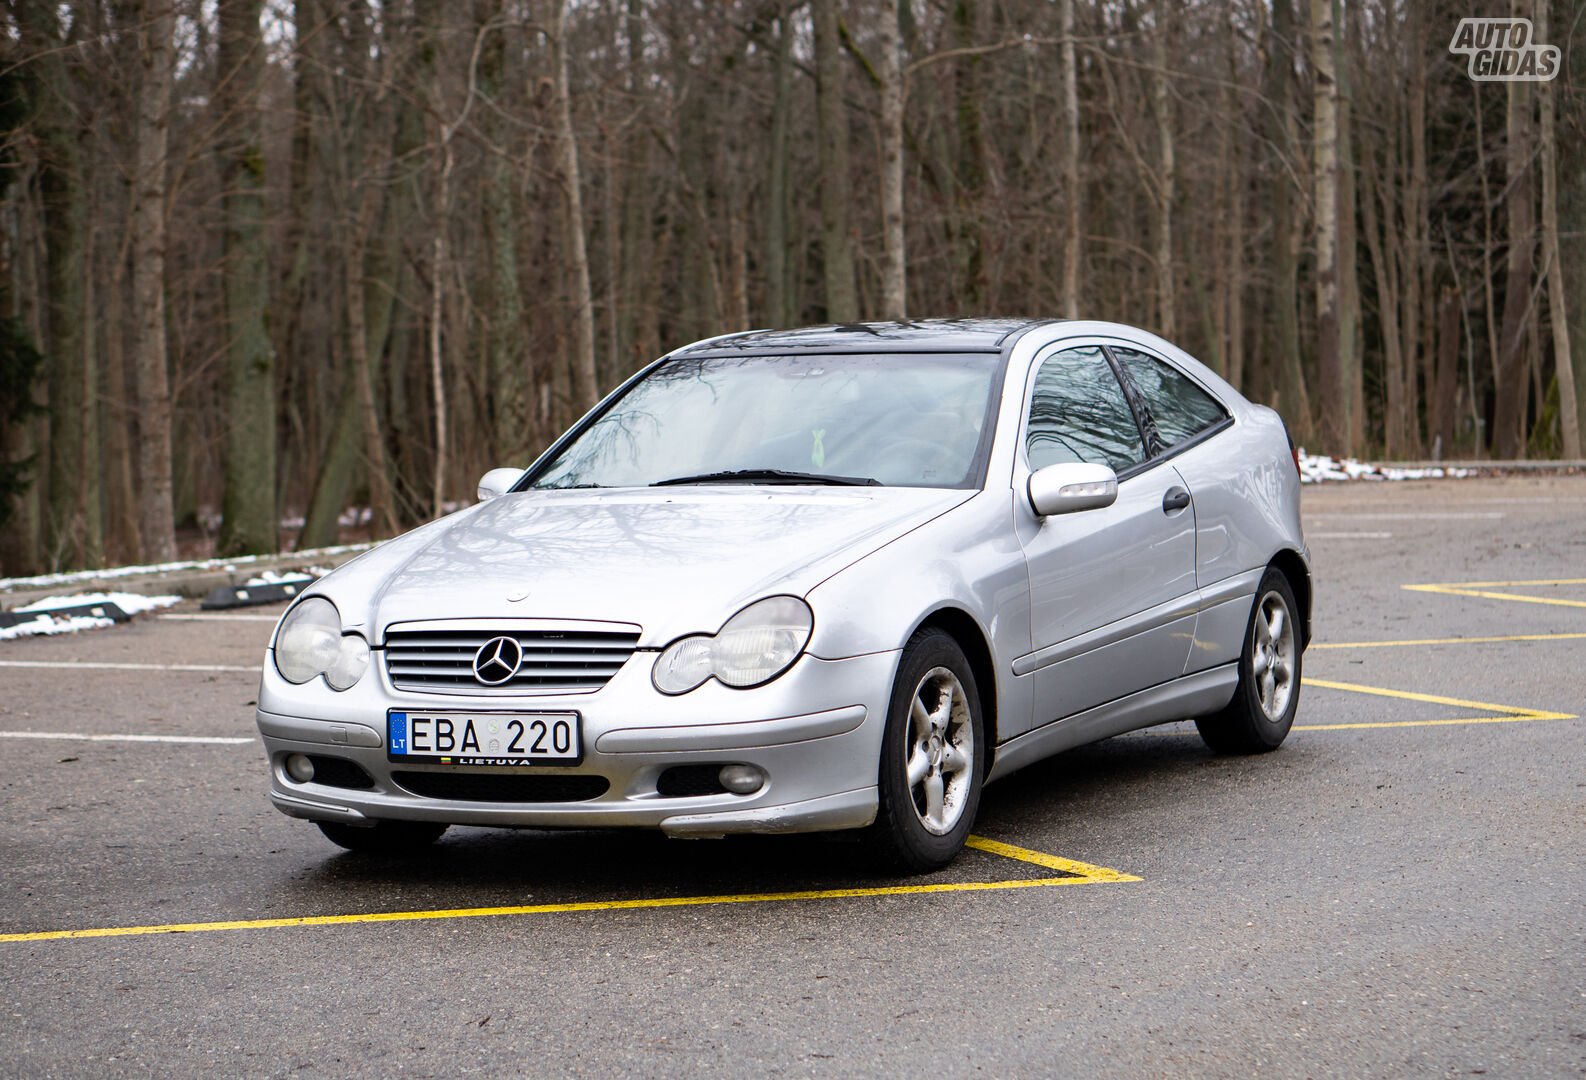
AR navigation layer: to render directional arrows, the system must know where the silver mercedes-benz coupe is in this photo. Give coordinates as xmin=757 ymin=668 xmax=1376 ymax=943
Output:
xmin=257 ymin=319 xmax=1310 ymax=870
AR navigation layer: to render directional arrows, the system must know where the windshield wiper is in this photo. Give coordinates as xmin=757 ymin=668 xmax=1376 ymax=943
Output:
xmin=652 ymin=469 xmax=881 ymax=487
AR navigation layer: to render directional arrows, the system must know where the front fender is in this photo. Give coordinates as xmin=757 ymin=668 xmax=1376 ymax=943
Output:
xmin=804 ymin=491 xmax=1033 ymax=741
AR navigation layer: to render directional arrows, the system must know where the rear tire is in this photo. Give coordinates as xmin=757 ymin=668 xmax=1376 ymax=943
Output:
xmin=867 ymin=629 xmax=984 ymax=873
xmin=1196 ymin=568 xmax=1302 ymax=754
xmin=317 ymin=819 xmax=448 ymax=854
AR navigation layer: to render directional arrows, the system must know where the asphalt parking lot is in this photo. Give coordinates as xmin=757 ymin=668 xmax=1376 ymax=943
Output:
xmin=2 ymin=474 xmax=1583 ymax=1078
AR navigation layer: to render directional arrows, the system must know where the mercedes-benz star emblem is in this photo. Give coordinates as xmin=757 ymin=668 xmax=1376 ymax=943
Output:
xmin=472 ymin=635 xmax=523 ymax=685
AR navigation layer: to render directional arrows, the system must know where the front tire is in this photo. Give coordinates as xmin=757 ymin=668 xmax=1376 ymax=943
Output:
xmin=316 ymin=819 xmax=448 ymax=854
xmin=868 ymin=629 xmax=984 ymax=873
xmin=1196 ymin=568 xmax=1302 ymax=754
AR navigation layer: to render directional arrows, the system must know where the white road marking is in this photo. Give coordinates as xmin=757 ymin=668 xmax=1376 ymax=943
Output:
xmin=1308 ymin=531 xmax=1394 ymax=539
xmin=1305 ymin=512 xmax=1505 ymax=520
xmin=0 ymin=730 xmax=255 ymax=745
xmin=159 ymin=613 xmax=280 ymax=622
xmin=0 ymin=660 xmax=260 ymax=673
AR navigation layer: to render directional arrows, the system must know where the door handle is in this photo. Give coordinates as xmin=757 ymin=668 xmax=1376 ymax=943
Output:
xmin=1162 ymin=486 xmax=1191 ymax=513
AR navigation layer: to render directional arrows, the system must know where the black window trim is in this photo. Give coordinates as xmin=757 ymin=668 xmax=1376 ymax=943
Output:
xmin=1018 ymin=340 xmax=1153 ymax=479
xmin=1102 ymin=342 xmax=1234 ymax=478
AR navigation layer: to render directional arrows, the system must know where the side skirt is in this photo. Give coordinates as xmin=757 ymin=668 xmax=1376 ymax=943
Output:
xmin=985 ymin=663 xmax=1238 ymax=784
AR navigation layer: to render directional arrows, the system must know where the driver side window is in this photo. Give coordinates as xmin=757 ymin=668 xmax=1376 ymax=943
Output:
xmin=1025 ymin=346 xmax=1146 ymax=474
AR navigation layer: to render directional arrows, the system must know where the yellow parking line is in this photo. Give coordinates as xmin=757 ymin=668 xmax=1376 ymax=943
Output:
xmin=1403 ymin=578 xmax=1586 ymax=609
xmin=962 ymin=836 xmax=1142 ymax=882
xmin=1295 ymin=716 xmax=1578 ymax=731
xmin=1407 ymin=577 xmax=1586 ymax=588
xmin=1298 ymin=676 xmax=1575 ymax=729
xmin=1301 ymin=677 xmax=1573 ymax=718
xmin=0 ymin=836 xmax=1140 ymax=944
xmin=1311 ymin=632 xmax=1586 ymax=650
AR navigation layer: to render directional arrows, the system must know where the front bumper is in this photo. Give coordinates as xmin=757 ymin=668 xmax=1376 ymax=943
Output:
xmin=256 ymin=648 xmax=900 ymax=837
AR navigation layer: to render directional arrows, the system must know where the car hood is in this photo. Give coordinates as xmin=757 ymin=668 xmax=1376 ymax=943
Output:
xmin=314 ymin=486 xmax=972 ymax=646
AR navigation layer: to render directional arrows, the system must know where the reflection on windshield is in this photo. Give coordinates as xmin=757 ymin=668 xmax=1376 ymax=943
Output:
xmin=528 ymin=353 xmax=1000 ymax=490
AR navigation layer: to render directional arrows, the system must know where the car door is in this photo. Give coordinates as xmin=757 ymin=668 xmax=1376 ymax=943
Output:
xmin=1108 ymin=344 xmax=1261 ymax=674
xmin=1012 ymin=344 xmax=1198 ymax=730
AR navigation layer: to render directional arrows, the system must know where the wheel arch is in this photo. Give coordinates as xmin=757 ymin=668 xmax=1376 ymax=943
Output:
xmin=1268 ymin=548 xmax=1312 ymax=647
xmin=910 ymin=606 xmax=999 ymax=765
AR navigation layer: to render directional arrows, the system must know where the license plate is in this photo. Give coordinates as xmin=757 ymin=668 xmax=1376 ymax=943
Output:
xmin=387 ymin=711 xmax=581 ymax=766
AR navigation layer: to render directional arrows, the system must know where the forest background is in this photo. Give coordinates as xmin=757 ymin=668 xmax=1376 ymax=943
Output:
xmin=1 ymin=0 xmax=1582 ymax=575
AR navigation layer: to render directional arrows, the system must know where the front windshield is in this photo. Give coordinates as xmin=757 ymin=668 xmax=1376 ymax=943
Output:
xmin=526 ymin=352 xmax=1002 ymax=490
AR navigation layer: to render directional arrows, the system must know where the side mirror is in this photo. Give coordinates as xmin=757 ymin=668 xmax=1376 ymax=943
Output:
xmin=1028 ymin=461 xmax=1118 ymax=517
xmin=477 ymin=467 xmax=525 ymax=501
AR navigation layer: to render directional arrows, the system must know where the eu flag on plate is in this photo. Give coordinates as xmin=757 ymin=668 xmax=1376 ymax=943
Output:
xmin=389 ymin=712 xmax=408 ymax=754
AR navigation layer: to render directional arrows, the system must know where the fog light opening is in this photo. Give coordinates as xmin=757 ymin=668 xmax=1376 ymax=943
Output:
xmin=285 ymin=753 xmax=316 ymax=784
xmin=718 ymin=764 xmax=765 ymax=794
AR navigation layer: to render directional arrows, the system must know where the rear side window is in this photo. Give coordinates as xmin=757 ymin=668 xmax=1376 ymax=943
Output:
xmin=1111 ymin=347 xmax=1228 ymax=449
xmin=1025 ymin=346 xmax=1146 ymax=473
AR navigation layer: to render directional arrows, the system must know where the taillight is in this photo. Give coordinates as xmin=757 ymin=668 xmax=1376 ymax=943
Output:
xmin=1282 ymin=420 xmax=1301 ymax=478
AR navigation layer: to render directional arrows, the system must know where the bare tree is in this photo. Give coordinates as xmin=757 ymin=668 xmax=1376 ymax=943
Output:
xmin=19 ymin=0 xmax=103 ymax=569
xmin=1060 ymin=0 xmax=1081 ymax=320
xmin=217 ymin=0 xmax=278 ymax=556
xmin=877 ymin=0 xmax=906 ymax=320
xmin=127 ymin=0 xmax=177 ymax=564
xmin=1493 ymin=0 xmax=1535 ymax=459
xmin=1311 ymin=0 xmax=1344 ymax=454
xmin=1151 ymin=0 xmax=1176 ymax=339
xmin=1536 ymin=0 xmax=1579 ymax=457
xmin=813 ymin=0 xmax=858 ymax=322
xmin=547 ymin=0 xmax=599 ymax=414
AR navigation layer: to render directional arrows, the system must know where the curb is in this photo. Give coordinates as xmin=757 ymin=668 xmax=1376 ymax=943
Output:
xmin=0 ymin=545 xmax=372 ymax=612
xmin=1376 ymin=460 xmax=1586 ymax=473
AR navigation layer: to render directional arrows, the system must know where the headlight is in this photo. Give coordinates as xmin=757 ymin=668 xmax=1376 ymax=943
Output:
xmin=653 ymin=596 xmax=814 ymax=694
xmin=274 ymin=597 xmax=370 ymax=691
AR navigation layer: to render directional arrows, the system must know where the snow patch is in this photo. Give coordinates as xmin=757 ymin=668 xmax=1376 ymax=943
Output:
xmin=14 ymin=591 xmax=182 ymax=616
xmin=0 ymin=614 xmax=116 ymax=641
xmin=1 ymin=591 xmax=181 ymax=641
xmin=242 ymin=570 xmax=316 ymax=588
xmin=1299 ymin=452 xmax=1475 ymax=484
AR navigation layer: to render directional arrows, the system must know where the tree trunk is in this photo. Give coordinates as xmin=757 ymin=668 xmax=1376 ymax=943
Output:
xmin=763 ymin=3 xmax=794 ymax=328
xmin=477 ymin=1 xmax=528 ymax=459
xmin=1403 ymin=0 xmax=1429 ymax=456
xmin=100 ymin=274 xmax=140 ymax=567
xmin=1562 ymin=0 xmax=1586 ymax=452
xmin=1536 ymin=0 xmax=1580 ymax=457
xmin=812 ymin=0 xmax=858 ymax=322
xmin=877 ymin=0 xmax=906 ymax=320
xmin=1362 ymin=157 xmax=1405 ymax=458
xmin=548 ymin=0 xmax=599 ymax=412
xmin=1433 ymin=285 xmax=1461 ymax=456
xmin=1061 ymin=0 xmax=1081 ymax=320
xmin=1494 ymin=0 xmax=1535 ymax=459
xmin=348 ymin=193 xmax=397 ymax=537
xmin=1152 ymin=0 xmax=1176 ymax=339
xmin=1336 ymin=0 xmax=1362 ymax=452
xmin=1310 ymin=0 xmax=1344 ymax=455
xmin=1265 ymin=0 xmax=1310 ymax=437
xmin=22 ymin=0 xmax=104 ymax=570
xmin=952 ymin=0 xmax=989 ymax=311
xmin=0 ymin=326 xmax=44 ymax=575
xmin=216 ymin=0 xmax=278 ymax=556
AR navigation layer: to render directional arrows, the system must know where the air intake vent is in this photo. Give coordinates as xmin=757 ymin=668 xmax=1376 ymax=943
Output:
xmin=391 ymin=771 xmax=609 ymax=803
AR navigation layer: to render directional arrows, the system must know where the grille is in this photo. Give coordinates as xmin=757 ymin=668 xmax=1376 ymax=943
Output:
xmin=657 ymin=764 xmax=728 ymax=798
xmin=383 ymin=624 xmax=640 ymax=694
xmin=391 ymin=771 xmax=609 ymax=803
xmin=307 ymin=755 xmax=375 ymax=790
